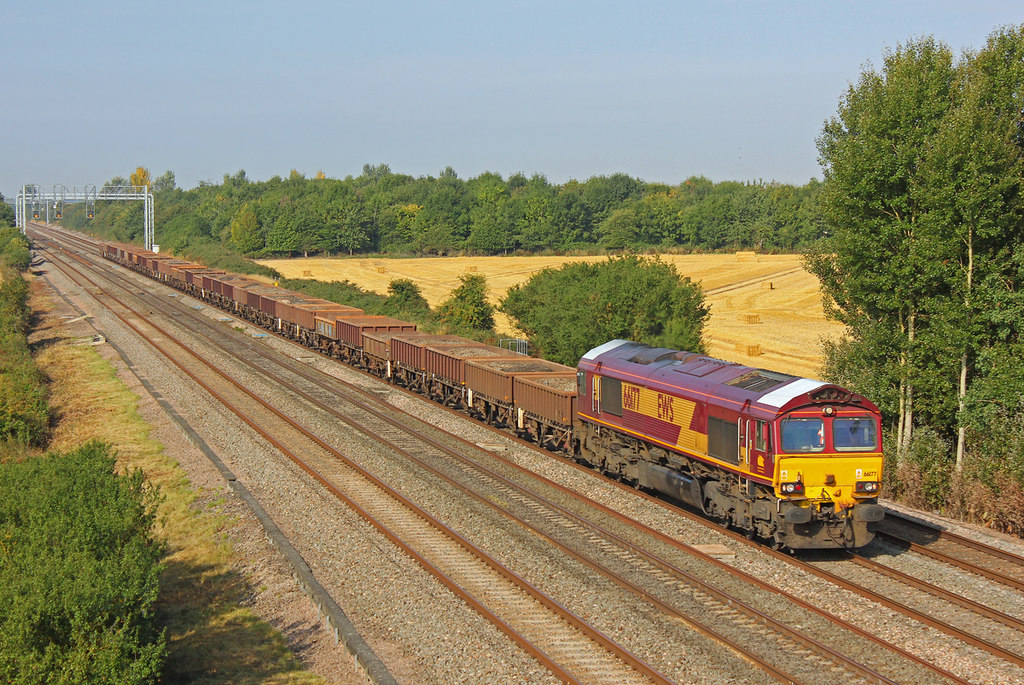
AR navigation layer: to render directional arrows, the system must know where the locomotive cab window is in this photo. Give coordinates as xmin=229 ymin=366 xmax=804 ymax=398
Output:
xmin=755 ymin=420 xmax=769 ymax=452
xmin=833 ymin=417 xmax=878 ymax=451
xmin=780 ymin=417 xmax=824 ymax=453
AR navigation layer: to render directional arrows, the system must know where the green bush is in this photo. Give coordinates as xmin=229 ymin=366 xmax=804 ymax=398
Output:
xmin=0 ymin=441 xmax=166 ymax=684
xmin=380 ymin=278 xmax=432 ymax=321
xmin=435 ymin=273 xmax=495 ymax=334
xmin=0 ymin=269 xmax=48 ymax=446
xmin=500 ymin=255 xmax=709 ymax=365
xmin=0 ymin=228 xmax=31 ymax=271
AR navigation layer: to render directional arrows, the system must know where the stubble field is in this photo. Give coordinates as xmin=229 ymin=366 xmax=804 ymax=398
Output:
xmin=257 ymin=252 xmax=845 ymax=380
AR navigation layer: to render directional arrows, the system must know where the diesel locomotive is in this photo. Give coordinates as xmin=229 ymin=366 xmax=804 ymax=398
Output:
xmin=575 ymin=340 xmax=884 ymax=549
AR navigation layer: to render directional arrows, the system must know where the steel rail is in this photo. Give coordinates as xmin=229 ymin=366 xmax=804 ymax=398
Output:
xmin=845 ymin=553 xmax=1024 ymax=634
xmin=875 ymin=513 xmax=1024 ymax=593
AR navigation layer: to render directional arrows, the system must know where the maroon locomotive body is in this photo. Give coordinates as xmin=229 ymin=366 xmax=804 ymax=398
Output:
xmin=576 ymin=340 xmax=884 ymax=549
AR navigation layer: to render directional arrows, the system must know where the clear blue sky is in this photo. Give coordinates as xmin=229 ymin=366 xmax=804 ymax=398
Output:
xmin=3 ymin=1 xmax=1021 ymax=198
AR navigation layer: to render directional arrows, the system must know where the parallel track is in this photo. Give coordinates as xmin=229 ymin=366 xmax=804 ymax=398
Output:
xmin=34 ymin=232 xmax=664 ymax=685
xmin=875 ymin=511 xmax=1024 ymax=593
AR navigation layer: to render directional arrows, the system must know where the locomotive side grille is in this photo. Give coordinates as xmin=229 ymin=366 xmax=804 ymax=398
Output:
xmin=727 ymin=369 xmax=795 ymax=393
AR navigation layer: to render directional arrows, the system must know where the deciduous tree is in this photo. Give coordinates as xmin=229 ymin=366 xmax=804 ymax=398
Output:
xmin=129 ymin=166 xmax=152 ymax=190
xmin=435 ymin=273 xmax=495 ymax=333
xmin=500 ymin=256 xmax=708 ymax=366
xmin=809 ymin=37 xmax=957 ymax=462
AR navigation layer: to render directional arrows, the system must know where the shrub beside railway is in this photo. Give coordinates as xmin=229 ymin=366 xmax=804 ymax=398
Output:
xmin=0 ymin=442 xmax=166 ymax=684
xmin=0 ymin=228 xmax=48 ymax=447
xmin=0 ymin=230 xmax=167 ymax=683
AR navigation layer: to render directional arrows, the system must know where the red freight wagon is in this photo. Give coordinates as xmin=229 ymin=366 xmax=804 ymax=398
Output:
xmin=294 ymin=303 xmax=363 ymax=332
xmin=314 ymin=315 xmax=341 ymax=341
xmin=336 ymin=315 xmax=417 ymax=348
xmin=144 ymin=254 xmax=169 ymax=270
xmin=281 ymin=301 xmax=362 ymax=344
xmin=465 ymin=357 xmax=571 ymax=403
xmin=166 ymin=262 xmax=204 ymax=286
xmin=130 ymin=250 xmax=155 ymax=267
xmin=174 ymin=265 xmax=208 ymax=285
xmin=423 ymin=344 xmax=520 ymax=388
xmin=281 ymin=301 xmax=361 ymax=331
xmin=389 ymin=334 xmax=468 ymax=372
xmin=512 ymin=372 xmax=578 ymax=449
xmin=140 ymin=253 xmax=168 ymax=271
xmin=273 ymin=296 xmax=328 ymax=326
xmin=204 ymin=273 xmax=231 ymax=298
xmin=359 ymin=330 xmax=417 ymax=363
xmin=198 ymin=271 xmax=227 ymax=291
xmin=156 ymin=259 xmax=196 ymax=278
xmin=211 ymin=274 xmax=256 ymax=299
xmin=240 ymin=285 xmax=286 ymax=314
xmin=180 ymin=268 xmax=223 ymax=289
xmin=360 ymin=330 xmax=426 ymax=376
xmin=514 ymin=373 xmax=578 ymax=425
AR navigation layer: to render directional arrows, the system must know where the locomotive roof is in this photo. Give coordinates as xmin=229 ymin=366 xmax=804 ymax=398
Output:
xmin=580 ymin=340 xmax=872 ymax=415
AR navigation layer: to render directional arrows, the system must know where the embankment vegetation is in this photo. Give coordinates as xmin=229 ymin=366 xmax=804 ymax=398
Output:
xmin=0 ymin=220 xmax=321 ymax=682
xmin=0 ymin=225 xmax=166 ymax=683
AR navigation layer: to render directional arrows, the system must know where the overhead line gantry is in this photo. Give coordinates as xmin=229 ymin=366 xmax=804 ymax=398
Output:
xmin=16 ymin=183 xmax=156 ymax=250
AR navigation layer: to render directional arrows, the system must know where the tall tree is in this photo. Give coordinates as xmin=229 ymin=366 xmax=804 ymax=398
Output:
xmin=809 ymin=37 xmax=957 ymax=463
xmin=228 ymin=204 xmax=263 ymax=254
xmin=917 ymin=27 xmax=1024 ymax=470
xmin=152 ymin=170 xmax=176 ymax=192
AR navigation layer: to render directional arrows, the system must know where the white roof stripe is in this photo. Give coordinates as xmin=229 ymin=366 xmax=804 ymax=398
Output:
xmin=582 ymin=339 xmax=632 ymax=360
xmin=757 ymin=378 xmax=826 ymax=409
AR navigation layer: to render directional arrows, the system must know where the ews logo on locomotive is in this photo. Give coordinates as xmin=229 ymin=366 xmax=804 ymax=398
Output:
xmin=623 ymin=384 xmax=677 ymax=424
xmin=657 ymin=394 xmax=675 ymax=422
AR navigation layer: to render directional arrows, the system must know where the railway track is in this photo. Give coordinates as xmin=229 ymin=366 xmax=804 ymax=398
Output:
xmin=581 ymin=465 xmax=1024 ymax=679
xmin=32 ymin=223 xmax=1022 ymax=683
xmin=875 ymin=511 xmax=1024 ymax=593
xmin=33 ymin=232 xmax=667 ymax=684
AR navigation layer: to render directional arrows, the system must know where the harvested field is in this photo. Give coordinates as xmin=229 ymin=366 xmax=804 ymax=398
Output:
xmin=257 ymin=253 xmax=845 ymax=379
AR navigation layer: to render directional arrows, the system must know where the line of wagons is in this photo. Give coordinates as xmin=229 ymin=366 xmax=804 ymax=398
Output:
xmin=101 ymin=242 xmax=578 ymax=453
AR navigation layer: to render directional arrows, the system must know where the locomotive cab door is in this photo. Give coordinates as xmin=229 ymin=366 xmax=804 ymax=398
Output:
xmin=748 ymin=419 xmax=772 ymax=478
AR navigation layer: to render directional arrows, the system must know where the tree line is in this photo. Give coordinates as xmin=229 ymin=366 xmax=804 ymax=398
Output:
xmin=64 ymin=167 xmax=825 ymax=259
xmin=810 ymin=25 xmax=1024 ymax=533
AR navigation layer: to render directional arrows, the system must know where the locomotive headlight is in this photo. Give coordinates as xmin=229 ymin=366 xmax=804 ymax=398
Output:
xmin=823 ymin=405 xmax=835 ymax=416
xmin=855 ymin=481 xmax=880 ymax=494
xmin=780 ymin=481 xmax=805 ymax=495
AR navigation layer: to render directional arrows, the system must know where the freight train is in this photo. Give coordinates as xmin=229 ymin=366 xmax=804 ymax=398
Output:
xmin=100 ymin=241 xmax=885 ymax=550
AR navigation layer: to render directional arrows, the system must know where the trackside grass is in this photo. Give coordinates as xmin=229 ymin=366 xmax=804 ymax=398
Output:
xmin=33 ymin=306 xmax=324 ymax=684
